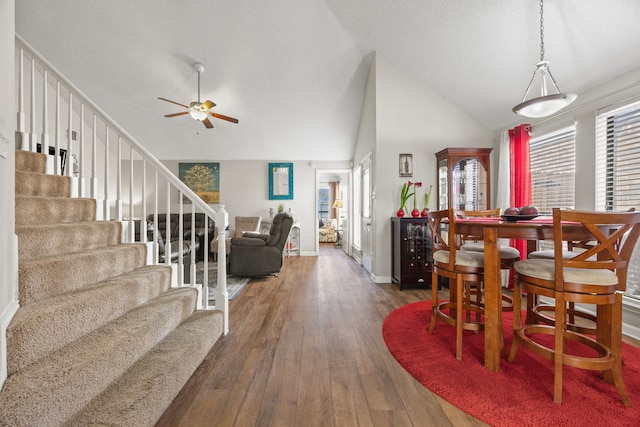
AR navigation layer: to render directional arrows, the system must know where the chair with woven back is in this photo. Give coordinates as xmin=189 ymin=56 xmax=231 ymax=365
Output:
xmin=508 ymin=208 xmax=640 ymax=406
xmin=426 ymin=208 xmax=486 ymax=360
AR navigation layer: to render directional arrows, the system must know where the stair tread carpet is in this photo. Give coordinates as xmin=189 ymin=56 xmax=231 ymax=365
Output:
xmin=15 ymin=195 xmax=96 ymax=225
xmin=19 ymin=243 xmax=148 ymax=305
xmin=66 ymin=310 xmax=223 ymax=427
xmin=15 ymin=169 xmax=70 ymax=197
xmin=7 ymin=265 xmax=172 ymax=376
xmin=15 ymin=150 xmax=46 ymax=173
xmin=17 ymin=221 xmax=123 ymax=261
xmin=0 ymin=287 xmax=199 ymax=426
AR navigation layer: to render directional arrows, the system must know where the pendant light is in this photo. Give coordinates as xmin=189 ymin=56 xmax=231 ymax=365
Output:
xmin=512 ymin=0 xmax=577 ymax=118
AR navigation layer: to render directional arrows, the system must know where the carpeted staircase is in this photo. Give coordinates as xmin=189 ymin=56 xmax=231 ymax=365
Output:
xmin=0 ymin=149 xmax=223 ymax=426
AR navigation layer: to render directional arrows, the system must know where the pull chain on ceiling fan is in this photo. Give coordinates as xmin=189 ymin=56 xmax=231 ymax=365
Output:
xmin=158 ymin=62 xmax=239 ymax=129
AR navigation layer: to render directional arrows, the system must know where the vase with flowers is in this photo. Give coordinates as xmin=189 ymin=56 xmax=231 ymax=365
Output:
xmin=398 ymin=181 xmax=414 ymax=217
xmin=421 ymin=184 xmax=433 ymax=217
xmin=411 ymin=182 xmax=422 ymax=217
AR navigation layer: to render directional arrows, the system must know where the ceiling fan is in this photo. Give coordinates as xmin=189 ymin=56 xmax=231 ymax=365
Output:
xmin=158 ymin=62 xmax=238 ymax=129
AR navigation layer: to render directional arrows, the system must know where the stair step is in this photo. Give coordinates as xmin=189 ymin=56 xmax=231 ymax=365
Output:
xmin=0 ymin=287 xmax=199 ymax=426
xmin=19 ymin=243 xmax=147 ymax=305
xmin=66 ymin=310 xmax=222 ymax=427
xmin=15 ymin=169 xmax=71 ymax=197
xmin=7 ymin=265 xmax=172 ymax=376
xmin=16 ymin=195 xmax=96 ymax=225
xmin=15 ymin=149 xmax=46 ymax=173
xmin=17 ymin=221 xmax=123 ymax=262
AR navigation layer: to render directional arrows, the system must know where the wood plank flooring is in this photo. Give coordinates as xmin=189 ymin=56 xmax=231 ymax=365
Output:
xmin=156 ymin=244 xmax=486 ymax=426
xmin=156 ymin=244 xmax=640 ymax=426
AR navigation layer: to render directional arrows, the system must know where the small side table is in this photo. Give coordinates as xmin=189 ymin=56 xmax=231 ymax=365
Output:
xmin=286 ymin=222 xmax=301 ymax=256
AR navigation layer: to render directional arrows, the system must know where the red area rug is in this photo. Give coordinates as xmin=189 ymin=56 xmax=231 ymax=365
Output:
xmin=382 ymin=301 xmax=640 ymax=427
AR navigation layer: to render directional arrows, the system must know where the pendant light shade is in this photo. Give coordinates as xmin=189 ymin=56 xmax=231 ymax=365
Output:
xmin=512 ymin=1 xmax=576 ymax=118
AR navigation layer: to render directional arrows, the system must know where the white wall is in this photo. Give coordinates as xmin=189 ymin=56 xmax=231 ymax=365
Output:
xmin=366 ymin=53 xmax=494 ymax=281
xmin=1 ymin=0 xmax=17 ymax=388
xmin=158 ymin=159 xmax=349 ymax=255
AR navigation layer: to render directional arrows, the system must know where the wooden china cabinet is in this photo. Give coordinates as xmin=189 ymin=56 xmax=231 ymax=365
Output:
xmin=435 ymin=147 xmax=492 ymax=211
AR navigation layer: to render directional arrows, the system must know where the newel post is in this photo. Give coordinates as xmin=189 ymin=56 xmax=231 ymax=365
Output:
xmin=215 ymin=205 xmax=229 ymax=334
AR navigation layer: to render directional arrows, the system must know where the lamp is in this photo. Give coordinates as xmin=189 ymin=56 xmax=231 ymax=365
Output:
xmin=332 ymin=199 xmax=343 ymax=209
xmin=512 ymin=0 xmax=577 ymax=118
xmin=189 ymin=109 xmax=208 ymax=121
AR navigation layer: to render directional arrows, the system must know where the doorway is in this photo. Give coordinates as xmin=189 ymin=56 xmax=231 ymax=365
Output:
xmin=315 ymin=169 xmax=351 ymax=256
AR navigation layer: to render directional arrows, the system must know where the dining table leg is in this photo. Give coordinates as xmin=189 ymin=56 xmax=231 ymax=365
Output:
xmin=483 ymin=226 xmax=502 ymax=371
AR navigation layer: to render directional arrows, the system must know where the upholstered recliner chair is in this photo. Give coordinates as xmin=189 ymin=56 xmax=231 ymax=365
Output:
xmin=211 ymin=216 xmax=262 ymax=260
xmin=229 ymin=212 xmax=294 ymax=277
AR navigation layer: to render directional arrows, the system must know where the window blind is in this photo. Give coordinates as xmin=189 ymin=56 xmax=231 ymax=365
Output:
xmin=595 ymin=100 xmax=640 ymax=299
xmin=529 ymin=126 xmax=576 ymax=216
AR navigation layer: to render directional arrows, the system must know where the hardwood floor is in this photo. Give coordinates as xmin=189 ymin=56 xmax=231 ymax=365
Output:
xmin=156 ymin=244 xmax=487 ymax=427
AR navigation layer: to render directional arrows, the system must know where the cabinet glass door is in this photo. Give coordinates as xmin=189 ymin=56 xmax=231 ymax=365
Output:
xmin=438 ymin=159 xmax=448 ymax=210
xmin=436 ymin=148 xmax=491 ymax=211
xmin=451 ymin=158 xmax=488 ymax=211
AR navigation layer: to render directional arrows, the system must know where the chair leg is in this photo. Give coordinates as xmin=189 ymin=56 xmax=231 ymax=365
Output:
xmin=610 ymin=294 xmax=631 ymax=407
xmin=429 ymin=270 xmax=439 ymax=334
xmin=507 ymin=278 xmax=522 ymax=363
xmin=553 ymin=292 xmax=565 ymax=405
xmin=456 ymin=274 xmax=464 ymax=361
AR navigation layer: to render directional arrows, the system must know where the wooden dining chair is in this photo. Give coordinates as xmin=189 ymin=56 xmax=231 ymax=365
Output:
xmin=527 ymin=207 xmax=635 ymax=334
xmin=455 ymin=209 xmax=520 ymax=314
xmin=508 ymin=208 xmax=640 ymax=406
xmin=426 ymin=209 xmax=485 ymax=360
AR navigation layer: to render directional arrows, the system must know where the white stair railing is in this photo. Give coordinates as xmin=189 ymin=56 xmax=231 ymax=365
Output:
xmin=15 ymin=34 xmax=230 ymax=334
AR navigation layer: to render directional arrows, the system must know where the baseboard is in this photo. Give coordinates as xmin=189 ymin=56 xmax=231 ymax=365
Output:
xmin=372 ymin=274 xmax=391 ymax=284
xmin=1 ymin=299 xmax=20 ymax=389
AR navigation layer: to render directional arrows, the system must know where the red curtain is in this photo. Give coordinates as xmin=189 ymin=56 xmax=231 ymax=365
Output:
xmin=509 ymin=124 xmax=532 ymax=285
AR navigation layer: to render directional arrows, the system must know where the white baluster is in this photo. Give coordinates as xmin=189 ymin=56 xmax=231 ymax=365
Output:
xmin=103 ymin=127 xmax=110 ymax=221
xmin=91 ymin=114 xmax=98 ymax=200
xmin=215 ymin=205 xmax=229 ymax=334
xmin=78 ymin=104 xmax=86 ymax=197
xmin=16 ymin=48 xmax=27 ymax=149
xmin=54 ymin=81 xmax=60 ymax=175
xmin=41 ymin=69 xmax=50 ymax=172
xmin=29 ymin=59 xmax=37 ymax=152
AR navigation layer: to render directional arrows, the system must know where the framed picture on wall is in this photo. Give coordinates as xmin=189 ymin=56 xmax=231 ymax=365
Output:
xmin=399 ymin=153 xmax=413 ymax=177
xmin=179 ymin=162 xmax=220 ymax=203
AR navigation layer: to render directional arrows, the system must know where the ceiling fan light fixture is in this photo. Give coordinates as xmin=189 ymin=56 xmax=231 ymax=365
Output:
xmin=189 ymin=109 xmax=208 ymax=121
xmin=512 ymin=0 xmax=577 ymax=118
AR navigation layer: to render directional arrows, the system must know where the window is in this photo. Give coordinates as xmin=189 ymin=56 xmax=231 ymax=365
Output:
xmin=529 ymin=126 xmax=576 ymax=216
xmin=595 ymin=100 xmax=640 ymax=299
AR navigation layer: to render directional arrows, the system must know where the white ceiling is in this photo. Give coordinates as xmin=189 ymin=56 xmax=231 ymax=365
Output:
xmin=15 ymin=1 xmax=640 ymax=161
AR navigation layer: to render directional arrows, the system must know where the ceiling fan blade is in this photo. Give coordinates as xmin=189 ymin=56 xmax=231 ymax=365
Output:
xmin=202 ymin=117 xmax=214 ymax=128
xmin=202 ymin=100 xmax=216 ymax=110
xmin=210 ymin=112 xmax=239 ymax=124
xmin=164 ymin=111 xmax=190 ymax=118
xmin=158 ymin=97 xmax=189 ymax=109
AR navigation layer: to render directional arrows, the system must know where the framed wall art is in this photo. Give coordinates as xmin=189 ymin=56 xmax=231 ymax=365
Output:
xmin=268 ymin=162 xmax=293 ymax=200
xmin=179 ymin=162 xmax=220 ymax=203
xmin=399 ymin=153 xmax=413 ymax=177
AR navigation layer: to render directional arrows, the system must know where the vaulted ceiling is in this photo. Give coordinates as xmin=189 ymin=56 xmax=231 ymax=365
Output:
xmin=15 ymin=1 xmax=640 ymax=161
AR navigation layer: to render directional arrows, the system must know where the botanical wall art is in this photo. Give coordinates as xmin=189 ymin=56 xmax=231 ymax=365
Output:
xmin=179 ymin=162 xmax=220 ymax=203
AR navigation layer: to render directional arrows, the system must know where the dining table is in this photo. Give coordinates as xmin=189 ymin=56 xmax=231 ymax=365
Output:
xmin=454 ymin=216 xmax=598 ymax=372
